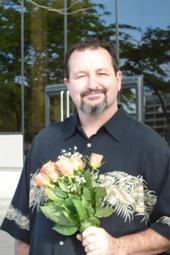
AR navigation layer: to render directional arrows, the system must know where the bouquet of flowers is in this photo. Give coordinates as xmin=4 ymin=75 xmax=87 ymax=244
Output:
xmin=33 ymin=150 xmax=114 ymax=236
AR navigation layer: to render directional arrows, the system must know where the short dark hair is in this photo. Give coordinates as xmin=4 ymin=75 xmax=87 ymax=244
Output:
xmin=64 ymin=39 xmax=119 ymax=79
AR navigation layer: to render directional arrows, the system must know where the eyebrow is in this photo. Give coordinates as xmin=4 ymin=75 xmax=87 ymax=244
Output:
xmin=74 ymin=68 xmax=109 ymax=74
xmin=96 ymin=68 xmax=109 ymax=72
xmin=72 ymin=70 xmax=87 ymax=77
xmin=71 ymin=67 xmax=111 ymax=78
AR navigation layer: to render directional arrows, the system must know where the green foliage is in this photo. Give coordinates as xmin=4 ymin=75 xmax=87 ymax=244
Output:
xmin=0 ymin=0 xmax=115 ymax=139
xmin=121 ymin=26 xmax=170 ymax=92
xmin=95 ymin=207 xmax=114 ymax=218
xmin=53 ymin=224 xmax=78 ymax=236
xmin=42 ymin=176 xmax=114 ymax=235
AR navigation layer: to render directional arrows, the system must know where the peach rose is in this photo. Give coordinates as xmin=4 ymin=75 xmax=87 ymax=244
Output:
xmin=89 ymin=153 xmax=103 ymax=169
xmin=55 ymin=157 xmax=75 ymax=177
xmin=34 ymin=171 xmax=50 ymax=187
xmin=41 ymin=160 xmax=60 ymax=182
xmin=71 ymin=154 xmax=85 ymax=171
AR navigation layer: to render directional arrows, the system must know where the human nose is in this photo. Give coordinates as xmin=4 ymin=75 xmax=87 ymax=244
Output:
xmin=86 ymin=74 xmax=97 ymax=90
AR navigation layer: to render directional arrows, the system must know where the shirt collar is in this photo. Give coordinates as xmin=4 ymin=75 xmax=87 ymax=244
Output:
xmin=63 ymin=107 xmax=130 ymax=142
xmin=63 ymin=114 xmax=78 ymax=140
xmin=104 ymin=107 xmax=131 ymax=142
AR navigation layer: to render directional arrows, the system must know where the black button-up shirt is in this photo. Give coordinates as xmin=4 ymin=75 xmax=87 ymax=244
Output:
xmin=1 ymin=108 xmax=170 ymax=255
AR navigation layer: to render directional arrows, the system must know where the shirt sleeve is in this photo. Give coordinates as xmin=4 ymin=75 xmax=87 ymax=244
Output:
xmin=0 ymin=151 xmax=32 ymax=244
xmin=150 ymin=162 xmax=170 ymax=239
xmin=144 ymin=138 xmax=170 ymax=240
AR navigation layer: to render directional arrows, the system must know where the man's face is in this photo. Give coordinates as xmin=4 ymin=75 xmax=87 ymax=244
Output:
xmin=64 ymin=47 xmax=122 ymax=116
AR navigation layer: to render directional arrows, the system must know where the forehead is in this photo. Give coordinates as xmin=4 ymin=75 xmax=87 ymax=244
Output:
xmin=68 ymin=47 xmax=113 ymax=71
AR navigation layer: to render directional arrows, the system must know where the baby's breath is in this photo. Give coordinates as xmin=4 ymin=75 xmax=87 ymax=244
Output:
xmin=75 ymin=175 xmax=86 ymax=184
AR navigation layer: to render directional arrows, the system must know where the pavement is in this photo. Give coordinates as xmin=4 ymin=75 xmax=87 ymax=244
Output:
xmin=0 ymin=169 xmax=21 ymax=255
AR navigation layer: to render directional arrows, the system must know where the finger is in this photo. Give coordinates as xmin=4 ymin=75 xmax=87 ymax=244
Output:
xmin=84 ymin=243 xmax=98 ymax=253
xmin=86 ymin=251 xmax=99 ymax=255
xmin=82 ymin=226 xmax=100 ymax=239
xmin=82 ymin=234 xmax=97 ymax=247
xmin=76 ymin=233 xmax=82 ymax=241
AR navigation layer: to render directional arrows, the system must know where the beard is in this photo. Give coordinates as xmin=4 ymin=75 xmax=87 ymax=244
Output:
xmin=80 ymin=89 xmax=108 ymax=116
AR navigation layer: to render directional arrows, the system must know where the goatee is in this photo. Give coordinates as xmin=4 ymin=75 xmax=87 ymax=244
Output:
xmin=80 ymin=89 xmax=108 ymax=116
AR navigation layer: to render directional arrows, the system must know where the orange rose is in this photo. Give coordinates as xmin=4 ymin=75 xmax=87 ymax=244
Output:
xmin=34 ymin=172 xmax=50 ymax=187
xmin=41 ymin=160 xmax=60 ymax=182
xmin=55 ymin=157 xmax=74 ymax=176
xmin=71 ymin=154 xmax=85 ymax=171
xmin=89 ymin=153 xmax=103 ymax=169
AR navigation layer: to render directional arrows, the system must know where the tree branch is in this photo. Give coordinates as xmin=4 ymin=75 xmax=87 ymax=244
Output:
xmin=18 ymin=0 xmax=90 ymax=15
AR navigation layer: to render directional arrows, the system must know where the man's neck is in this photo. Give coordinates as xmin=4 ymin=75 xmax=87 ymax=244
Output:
xmin=78 ymin=106 xmax=118 ymax=138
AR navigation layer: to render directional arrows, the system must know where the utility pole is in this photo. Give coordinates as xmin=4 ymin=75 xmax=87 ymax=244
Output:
xmin=64 ymin=0 xmax=68 ymax=57
xmin=115 ymin=0 xmax=119 ymax=62
xmin=21 ymin=0 xmax=25 ymax=156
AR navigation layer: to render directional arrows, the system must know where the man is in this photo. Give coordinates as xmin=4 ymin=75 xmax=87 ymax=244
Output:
xmin=1 ymin=39 xmax=170 ymax=255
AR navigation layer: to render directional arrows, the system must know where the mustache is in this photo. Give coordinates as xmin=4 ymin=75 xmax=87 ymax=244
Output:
xmin=81 ymin=89 xmax=106 ymax=97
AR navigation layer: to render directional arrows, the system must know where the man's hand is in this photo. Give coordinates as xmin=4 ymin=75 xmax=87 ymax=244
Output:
xmin=15 ymin=239 xmax=30 ymax=255
xmin=77 ymin=226 xmax=170 ymax=255
xmin=77 ymin=226 xmax=123 ymax=255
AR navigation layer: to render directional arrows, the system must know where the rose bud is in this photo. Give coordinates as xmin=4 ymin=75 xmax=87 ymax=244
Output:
xmin=41 ymin=160 xmax=60 ymax=182
xmin=55 ymin=157 xmax=74 ymax=176
xmin=34 ymin=172 xmax=50 ymax=187
xmin=89 ymin=153 xmax=103 ymax=169
xmin=71 ymin=154 xmax=85 ymax=171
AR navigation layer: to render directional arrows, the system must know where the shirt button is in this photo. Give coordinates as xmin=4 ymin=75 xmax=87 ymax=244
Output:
xmin=87 ymin=143 xmax=92 ymax=148
xmin=59 ymin=241 xmax=64 ymax=246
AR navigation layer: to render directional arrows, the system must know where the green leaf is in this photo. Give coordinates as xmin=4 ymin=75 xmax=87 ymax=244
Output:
xmin=79 ymin=221 xmax=92 ymax=233
xmin=41 ymin=205 xmax=61 ymax=222
xmin=69 ymin=194 xmax=80 ymax=200
xmin=83 ymin=187 xmax=92 ymax=202
xmin=58 ymin=180 xmax=70 ymax=193
xmin=89 ymin=216 xmax=100 ymax=226
xmin=64 ymin=198 xmax=76 ymax=213
xmin=62 ymin=199 xmax=79 ymax=225
xmin=82 ymin=198 xmax=95 ymax=216
xmin=72 ymin=199 xmax=88 ymax=222
xmin=79 ymin=217 xmax=100 ymax=232
xmin=94 ymin=186 xmax=107 ymax=207
xmin=95 ymin=207 xmax=114 ymax=218
xmin=44 ymin=187 xmax=65 ymax=207
xmin=84 ymin=169 xmax=92 ymax=186
xmin=53 ymin=223 xmax=78 ymax=236
xmin=54 ymin=186 xmax=67 ymax=198
xmin=53 ymin=198 xmax=64 ymax=207
xmin=62 ymin=209 xmax=77 ymax=225
xmin=45 ymin=187 xmax=63 ymax=202
xmin=41 ymin=205 xmax=75 ymax=226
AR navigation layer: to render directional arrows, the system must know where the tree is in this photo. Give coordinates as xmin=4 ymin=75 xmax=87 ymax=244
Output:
xmin=0 ymin=0 xmax=169 ymax=143
xmin=22 ymin=0 xmax=119 ymax=139
xmin=121 ymin=26 xmax=170 ymax=121
xmin=0 ymin=0 xmax=116 ymax=139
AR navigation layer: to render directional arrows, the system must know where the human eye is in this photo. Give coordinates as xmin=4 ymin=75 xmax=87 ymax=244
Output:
xmin=98 ymin=72 xmax=109 ymax=76
xmin=76 ymin=73 xmax=86 ymax=79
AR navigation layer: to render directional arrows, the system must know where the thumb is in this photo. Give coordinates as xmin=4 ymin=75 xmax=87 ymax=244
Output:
xmin=76 ymin=233 xmax=82 ymax=241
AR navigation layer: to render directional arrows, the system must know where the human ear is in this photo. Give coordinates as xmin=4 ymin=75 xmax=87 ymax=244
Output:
xmin=116 ymin=71 xmax=122 ymax=92
xmin=64 ymin=78 xmax=69 ymax=87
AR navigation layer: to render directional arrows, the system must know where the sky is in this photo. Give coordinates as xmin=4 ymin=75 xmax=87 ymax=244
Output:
xmin=93 ymin=0 xmax=170 ymax=29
